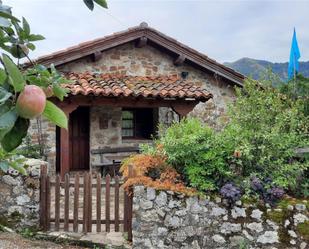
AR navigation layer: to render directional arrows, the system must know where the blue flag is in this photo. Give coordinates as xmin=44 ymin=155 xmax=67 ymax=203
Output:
xmin=288 ymin=28 xmax=301 ymax=80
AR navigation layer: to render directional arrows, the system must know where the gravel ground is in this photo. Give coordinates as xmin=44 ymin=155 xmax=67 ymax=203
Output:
xmin=0 ymin=232 xmax=87 ymax=249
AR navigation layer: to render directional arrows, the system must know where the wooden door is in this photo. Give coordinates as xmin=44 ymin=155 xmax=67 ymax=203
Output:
xmin=69 ymin=107 xmax=90 ymax=171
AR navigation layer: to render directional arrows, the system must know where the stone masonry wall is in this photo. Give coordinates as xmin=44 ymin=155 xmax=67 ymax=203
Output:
xmin=132 ymin=186 xmax=309 ymax=249
xmin=28 ymin=117 xmax=56 ymax=174
xmin=0 ymin=159 xmax=45 ymax=229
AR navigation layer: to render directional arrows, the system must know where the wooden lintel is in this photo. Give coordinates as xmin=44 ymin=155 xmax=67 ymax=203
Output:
xmin=174 ymin=54 xmax=185 ymax=66
xmin=52 ymin=96 xmax=199 ymax=110
xmin=92 ymin=51 xmax=103 ymax=62
xmin=135 ymin=36 xmax=147 ymax=48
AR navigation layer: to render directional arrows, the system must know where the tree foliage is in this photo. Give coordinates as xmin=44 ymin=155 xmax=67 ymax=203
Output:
xmin=0 ymin=1 xmax=107 ymax=173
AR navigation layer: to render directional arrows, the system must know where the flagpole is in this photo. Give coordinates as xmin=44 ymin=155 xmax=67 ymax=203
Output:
xmin=294 ymin=54 xmax=297 ymax=98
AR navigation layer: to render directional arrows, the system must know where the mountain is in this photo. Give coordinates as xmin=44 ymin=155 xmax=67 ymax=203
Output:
xmin=224 ymin=58 xmax=309 ymax=80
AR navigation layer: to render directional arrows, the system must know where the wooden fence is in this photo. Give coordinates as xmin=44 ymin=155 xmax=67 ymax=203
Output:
xmin=39 ymin=165 xmax=133 ymax=241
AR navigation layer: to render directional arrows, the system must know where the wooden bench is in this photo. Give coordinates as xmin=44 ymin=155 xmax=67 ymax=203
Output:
xmin=91 ymin=146 xmax=140 ymax=176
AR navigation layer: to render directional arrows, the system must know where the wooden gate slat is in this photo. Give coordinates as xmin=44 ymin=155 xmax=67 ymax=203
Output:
xmin=105 ymin=174 xmax=111 ymax=232
xmin=114 ymin=175 xmax=120 ymax=232
xmin=40 ymin=165 xmax=47 ymax=231
xmin=73 ymin=174 xmax=80 ymax=232
xmin=96 ymin=173 xmax=101 ymax=232
xmin=87 ymin=173 xmax=92 ymax=233
xmin=55 ymin=174 xmax=60 ymax=231
xmin=64 ymin=174 xmax=70 ymax=231
xmin=46 ymin=175 xmax=51 ymax=230
xmin=83 ymin=172 xmax=89 ymax=233
xmin=123 ymin=190 xmax=129 ymax=232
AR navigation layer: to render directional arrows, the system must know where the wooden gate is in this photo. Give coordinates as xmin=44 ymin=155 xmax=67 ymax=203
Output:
xmin=39 ymin=165 xmax=133 ymax=241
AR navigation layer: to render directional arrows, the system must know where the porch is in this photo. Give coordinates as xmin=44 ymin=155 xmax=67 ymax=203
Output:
xmin=54 ymin=73 xmax=212 ymax=178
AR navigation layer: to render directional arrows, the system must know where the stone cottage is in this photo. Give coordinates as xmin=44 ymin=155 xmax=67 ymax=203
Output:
xmin=27 ymin=22 xmax=244 ymax=177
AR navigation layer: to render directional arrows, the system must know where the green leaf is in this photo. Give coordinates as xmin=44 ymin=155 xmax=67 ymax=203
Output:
xmin=27 ymin=43 xmax=35 ymax=50
xmin=0 ymin=87 xmax=11 ymax=104
xmin=22 ymin=17 xmax=30 ymax=35
xmin=0 ymin=68 xmax=7 ymax=85
xmin=84 ymin=0 xmax=94 ymax=10
xmin=0 ymin=108 xmax=17 ymax=140
xmin=0 ymin=161 xmax=9 ymax=172
xmin=0 ymin=10 xmax=19 ymax=27
xmin=42 ymin=100 xmax=68 ymax=129
xmin=53 ymin=84 xmax=68 ymax=101
xmin=0 ymin=10 xmax=20 ymax=23
xmin=1 ymin=117 xmax=29 ymax=152
xmin=94 ymin=0 xmax=108 ymax=8
xmin=2 ymin=54 xmax=25 ymax=92
xmin=28 ymin=34 xmax=45 ymax=41
xmin=0 ymin=101 xmax=11 ymax=116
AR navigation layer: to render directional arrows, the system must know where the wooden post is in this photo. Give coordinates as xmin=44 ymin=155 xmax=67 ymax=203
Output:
xmin=105 ymin=174 xmax=111 ymax=232
xmin=96 ymin=173 xmax=102 ymax=232
xmin=46 ymin=175 xmax=51 ymax=230
xmin=114 ymin=175 xmax=120 ymax=232
xmin=59 ymin=104 xmax=78 ymax=179
xmin=54 ymin=174 xmax=60 ymax=231
xmin=124 ymin=165 xmax=134 ymax=241
xmin=87 ymin=173 xmax=92 ymax=233
xmin=64 ymin=174 xmax=70 ymax=232
xmin=83 ymin=172 xmax=89 ymax=233
xmin=40 ymin=165 xmax=47 ymax=231
xmin=73 ymin=174 xmax=80 ymax=232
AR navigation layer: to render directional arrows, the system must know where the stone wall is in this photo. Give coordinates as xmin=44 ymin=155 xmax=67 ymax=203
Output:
xmin=28 ymin=117 xmax=56 ymax=174
xmin=132 ymin=186 xmax=309 ymax=249
xmin=0 ymin=159 xmax=45 ymax=229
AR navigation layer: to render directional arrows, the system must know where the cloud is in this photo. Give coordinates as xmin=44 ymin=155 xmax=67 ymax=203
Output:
xmin=5 ymin=0 xmax=309 ymax=63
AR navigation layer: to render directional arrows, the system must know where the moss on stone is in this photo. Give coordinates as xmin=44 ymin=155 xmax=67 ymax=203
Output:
xmin=297 ymin=221 xmax=309 ymax=241
xmin=0 ymin=211 xmax=25 ymax=228
xmin=277 ymin=227 xmax=291 ymax=245
xmin=278 ymin=197 xmax=308 ymax=211
xmin=266 ymin=210 xmax=285 ymax=224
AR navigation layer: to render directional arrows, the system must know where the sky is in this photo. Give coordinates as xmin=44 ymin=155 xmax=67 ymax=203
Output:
xmin=5 ymin=0 xmax=309 ymax=63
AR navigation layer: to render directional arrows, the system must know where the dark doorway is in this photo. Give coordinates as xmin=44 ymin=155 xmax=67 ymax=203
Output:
xmin=69 ymin=106 xmax=90 ymax=171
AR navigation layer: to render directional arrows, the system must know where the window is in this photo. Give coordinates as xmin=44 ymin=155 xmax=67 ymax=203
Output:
xmin=122 ymin=110 xmax=134 ymax=138
xmin=122 ymin=108 xmax=157 ymax=139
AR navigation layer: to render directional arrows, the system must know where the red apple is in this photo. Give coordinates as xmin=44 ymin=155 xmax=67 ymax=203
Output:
xmin=16 ymin=85 xmax=46 ymax=119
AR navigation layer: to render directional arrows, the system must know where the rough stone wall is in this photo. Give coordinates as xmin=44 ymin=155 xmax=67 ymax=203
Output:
xmin=90 ymin=106 xmax=154 ymax=166
xmin=28 ymin=117 xmax=56 ymax=174
xmin=0 ymin=159 xmax=45 ymax=229
xmin=132 ymin=186 xmax=309 ymax=249
xmin=58 ymin=42 xmax=236 ymax=129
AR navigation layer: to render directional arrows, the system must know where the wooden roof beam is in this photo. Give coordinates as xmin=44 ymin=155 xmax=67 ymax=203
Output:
xmin=135 ymin=36 xmax=148 ymax=48
xmin=174 ymin=54 xmax=186 ymax=66
xmin=92 ymin=51 xmax=103 ymax=62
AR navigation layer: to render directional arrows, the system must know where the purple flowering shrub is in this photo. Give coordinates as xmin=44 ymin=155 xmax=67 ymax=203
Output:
xmin=220 ymin=183 xmax=242 ymax=205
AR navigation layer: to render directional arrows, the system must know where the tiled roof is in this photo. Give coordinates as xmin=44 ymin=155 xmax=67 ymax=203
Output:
xmin=23 ymin=22 xmax=244 ymax=87
xmin=63 ymin=72 xmax=213 ymax=101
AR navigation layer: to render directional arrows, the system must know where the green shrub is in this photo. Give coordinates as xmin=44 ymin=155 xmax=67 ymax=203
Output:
xmin=144 ymin=119 xmax=233 ymax=191
xmin=143 ymin=77 xmax=308 ymax=197
xmin=224 ymin=79 xmax=308 ymax=190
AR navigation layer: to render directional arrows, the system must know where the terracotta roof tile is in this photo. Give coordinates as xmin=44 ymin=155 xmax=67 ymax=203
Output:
xmin=63 ymin=72 xmax=212 ymax=102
